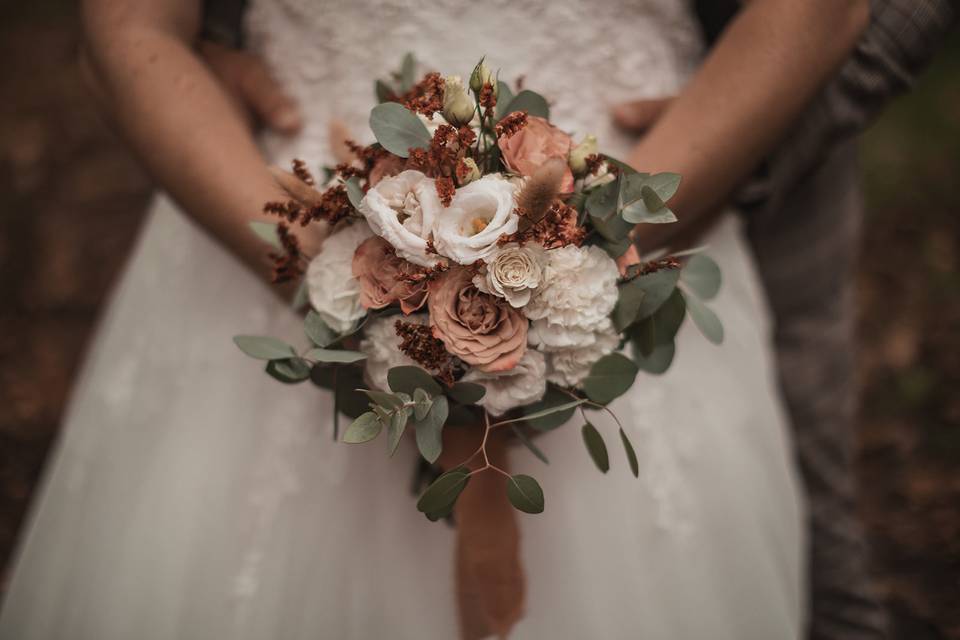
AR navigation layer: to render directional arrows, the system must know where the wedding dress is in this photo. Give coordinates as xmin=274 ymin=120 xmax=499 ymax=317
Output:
xmin=0 ymin=1 xmax=806 ymax=638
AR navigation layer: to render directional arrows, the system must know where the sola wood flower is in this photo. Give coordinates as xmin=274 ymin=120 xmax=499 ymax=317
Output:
xmin=352 ymin=236 xmax=429 ymax=314
xmin=428 ymin=267 xmax=527 ymax=373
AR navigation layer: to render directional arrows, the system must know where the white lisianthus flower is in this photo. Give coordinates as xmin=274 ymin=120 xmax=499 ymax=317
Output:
xmin=546 ymin=326 xmax=620 ymax=387
xmin=306 ymin=222 xmax=373 ymax=333
xmin=473 ymin=243 xmax=545 ymax=308
xmin=463 ymin=350 xmax=547 ymax=416
xmin=359 ymin=170 xmax=443 ymax=267
xmin=525 ymin=244 xmax=619 ymax=349
xmin=581 ymin=162 xmax=616 ymax=190
xmin=434 ymin=174 xmax=519 ymax=265
xmin=359 ymin=314 xmax=425 ymax=392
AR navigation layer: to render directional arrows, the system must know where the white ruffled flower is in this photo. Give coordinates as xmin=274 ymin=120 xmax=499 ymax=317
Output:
xmin=359 ymin=170 xmax=442 ymax=267
xmin=306 ymin=222 xmax=373 ymax=333
xmin=473 ymin=243 xmax=545 ymax=308
xmin=581 ymin=163 xmax=616 ymax=191
xmin=434 ymin=174 xmax=519 ymax=265
xmin=359 ymin=314 xmax=425 ymax=392
xmin=546 ymin=327 xmax=620 ymax=387
xmin=525 ymin=244 xmax=619 ymax=349
xmin=463 ymin=350 xmax=547 ymax=416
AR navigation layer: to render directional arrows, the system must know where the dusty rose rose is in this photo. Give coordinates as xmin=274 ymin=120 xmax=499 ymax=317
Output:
xmin=368 ymin=154 xmax=407 ymax=186
xmin=428 ymin=267 xmax=528 ymax=372
xmin=352 ymin=236 xmax=428 ymax=314
xmin=498 ymin=115 xmax=574 ymax=193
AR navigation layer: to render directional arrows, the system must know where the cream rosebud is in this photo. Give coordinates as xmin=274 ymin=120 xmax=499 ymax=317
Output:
xmin=469 ymin=59 xmax=496 ymax=96
xmin=457 ymin=157 xmax=481 ymax=186
xmin=443 ymin=75 xmax=476 ymax=127
xmin=568 ymin=134 xmax=598 ymax=175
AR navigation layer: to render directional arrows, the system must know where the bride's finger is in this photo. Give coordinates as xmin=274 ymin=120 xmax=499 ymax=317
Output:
xmin=611 ymin=97 xmax=674 ymax=134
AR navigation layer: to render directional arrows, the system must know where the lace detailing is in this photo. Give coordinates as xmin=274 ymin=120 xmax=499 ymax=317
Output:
xmin=245 ymin=0 xmax=703 ymax=168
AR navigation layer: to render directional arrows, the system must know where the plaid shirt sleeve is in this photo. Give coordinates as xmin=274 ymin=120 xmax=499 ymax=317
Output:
xmin=740 ymin=0 xmax=957 ymax=219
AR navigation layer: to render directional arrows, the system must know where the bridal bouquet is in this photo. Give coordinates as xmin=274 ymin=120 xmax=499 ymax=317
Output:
xmin=235 ymin=55 xmax=723 ymax=520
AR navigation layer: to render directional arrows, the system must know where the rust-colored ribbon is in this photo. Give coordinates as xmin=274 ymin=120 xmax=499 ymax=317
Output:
xmin=439 ymin=425 xmax=525 ymax=639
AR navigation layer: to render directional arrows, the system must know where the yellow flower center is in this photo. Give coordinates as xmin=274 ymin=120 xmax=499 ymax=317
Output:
xmin=471 ymin=217 xmax=489 ymax=235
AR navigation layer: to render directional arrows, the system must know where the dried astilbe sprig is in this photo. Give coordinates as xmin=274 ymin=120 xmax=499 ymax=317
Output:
xmin=636 ymin=256 xmax=681 ymax=276
xmin=583 ymin=153 xmax=605 ymax=176
xmin=268 ymin=222 xmax=304 ymax=283
xmin=495 ymin=111 xmax=527 ymax=139
xmin=401 ymin=72 xmax=446 ymax=117
xmin=504 ymin=200 xmax=586 ymax=250
xmin=265 ymin=164 xmax=355 ymax=227
xmin=395 ymin=320 xmax=457 ymax=385
xmin=515 ymin=158 xmax=567 ymax=232
xmin=405 ymin=124 xmax=471 ymax=204
xmin=478 ymin=82 xmax=497 ymax=112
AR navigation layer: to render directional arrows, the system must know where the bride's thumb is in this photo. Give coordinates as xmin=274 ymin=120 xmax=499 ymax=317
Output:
xmin=611 ymin=97 xmax=674 ymax=135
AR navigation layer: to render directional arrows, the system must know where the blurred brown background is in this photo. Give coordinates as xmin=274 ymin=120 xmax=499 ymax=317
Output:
xmin=1 ymin=2 xmax=958 ymax=637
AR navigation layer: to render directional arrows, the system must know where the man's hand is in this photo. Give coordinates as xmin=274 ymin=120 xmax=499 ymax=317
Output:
xmin=198 ymin=41 xmax=302 ymax=135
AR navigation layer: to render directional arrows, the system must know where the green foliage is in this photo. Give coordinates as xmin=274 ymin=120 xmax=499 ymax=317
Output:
xmin=345 ymin=177 xmax=364 ymax=210
xmin=248 ymin=220 xmax=282 ymax=250
xmin=304 ymin=311 xmax=337 ymax=347
xmin=630 ymin=288 xmax=686 ymax=357
xmin=343 ymin=412 xmax=382 ymax=443
xmin=387 ymin=365 xmax=443 ymax=396
xmin=414 ymin=395 xmax=449 ymax=463
xmin=506 ymin=474 xmax=545 ymax=514
xmin=619 ymin=428 xmax=640 ymax=478
xmin=447 ymin=381 xmax=487 ymax=405
xmin=413 ymin=388 xmax=433 ymax=421
xmin=386 ymin=407 xmax=410 ymax=456
xmin=632 ymin=341 xmax=676 ymax=374
xmin=233 ymin=335 xmax=296 ymax=361
xmin=681 ymin=290 xmax=724 ymax=344
xmin=511 ymin=425 xmax=549 ymax=465
xmin=523 ymin=386 xmax=581 ymax=431
xmin=369 ymin=102 xmax=431 ymax=158
xmin=680 ymin=254 xmax=721 ymax=300
xmin=582 ymin=353 xmax=639 ymax=405
xmin=499 ymin=90 xmax=550 ymax=120
xmin=581 ymin=422 xmax=610 ymax=473
xmin=305 ymin=348 xmax=367 ymax=363
xmin=265 ymin=357 xmax=311 ymax=383
xmin=398 ymin=52 xmax=416 ymax=93
xmin=417 ymin=466 xmax=471 ymax=519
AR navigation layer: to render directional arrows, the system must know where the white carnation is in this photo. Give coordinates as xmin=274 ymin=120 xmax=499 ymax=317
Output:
xmin=359 ymin=314 xmax=425 ymax=392
xmin=473 ymin=243 xmax=544 ymax=308
xmin=434 ymin=174 xmax=519 ymax=264
xmin=525 ymin=244 xmax=619 ymax=349
xmin=546 ymin=326 xmax=620 ymax=388
xmin=462 ymin=350 xmax=547 ymax=416
xmin=306 ymin=222 xmax=373 ymax=333
xmin=359 ymin=170 xmax=443 ymax=267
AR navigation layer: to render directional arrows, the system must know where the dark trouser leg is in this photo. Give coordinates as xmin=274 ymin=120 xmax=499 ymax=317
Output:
xmin=746 ymin=141 xmax=889 ymax=640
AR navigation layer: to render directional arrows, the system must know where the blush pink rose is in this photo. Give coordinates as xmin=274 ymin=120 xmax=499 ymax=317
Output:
xmin=498 ymin=115 xmax=575 ymax=193
xmin=428 ymin=267 xmax=528 ymax=373
xmin=352 ymin=236 xmax=428 ymax=314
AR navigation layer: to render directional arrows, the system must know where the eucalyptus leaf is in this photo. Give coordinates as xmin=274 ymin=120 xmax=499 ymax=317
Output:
xmin=369 ymin=103 xmax=431 ymax=158
xmin=399 ymin=52 xmax=416 ymax=93
xmin=386 ymin=408 xmax=409 ymax=456
xmin=413 ymin=388 xmax=433 ymax=421
xmin=581 ymin=422 xmax=610 ymax=473
xmin=233 ymin=335 xmax=297 ymax=361
xmin=499 ymin=90 xmax=550 ymax=120
xmin=345 ymin=177 xmax=364 ymax=210
xmin=374 ymin=79 xmax=393 ymax=103
xmin=612 ymin=280 xmax=648 ymax=332
xmin=585 ymin=177 xmax=620 ymax=220
xmin=248 ymin=220 xmax=282 ymax=250
xmin=388 ymin=365 xmax=443 ymax=396
xmin=511 ymin=425 xmax=549 ymax=465
xmin=416 ymin=466 xmax=470 ymax=515
xmin=618 ymin=173 xmax=679 ymax=224
xmin=304 ymin=311 xmax=337 ymax=347
xmin=343 ymin=411 xmax=382 ymax=444
xmin=598 ymin=236 xmax=633 ymax=260
xmin=630 ymin=268 xmax=681 ymax=320
xmin=495 ymin=81 xmax=515 ymax=120
xmin=305 ymin=348 xmax=367 ymax=363
xmin=582 ymin=353 xmax=639 ymax=405
xmin=415 ymin=395 xmax=449 ymax=463
xmin=682 ymin=290 xmax=724 ymax=345
xmin=601 ymin=155 xmax=641 ymax=175
xmin=681 ymin=254 xmax=722 ymax=300
xmin=359 ymin=389 xmax=405 ymax=410
xmin=633 ymin=340 xmax=676 ymax=374
xmin=644 ymin=172 xmax=682 ymax=201
xmin=519 ymin=399 xmax=585 ymax=424
xmin=447 ymin=381 xmax=487 ymax=405
xmin=619 ymin=427 xmax=640 ymax=478
xmin=523 ymin=387 xmax=580 ymax=431
xmin=506 ymin=474 xmax=545 ymax=514
xmin=291 ymin=281 xmax=309 ymax=312
xmin=265 ymin=357 xmax=311 ymax=383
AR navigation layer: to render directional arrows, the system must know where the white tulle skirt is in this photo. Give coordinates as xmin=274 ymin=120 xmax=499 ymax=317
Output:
xmin=0 ymin=196 xmax=806 ymax=640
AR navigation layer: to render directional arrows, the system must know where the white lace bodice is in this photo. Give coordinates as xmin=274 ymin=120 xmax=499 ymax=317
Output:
xmin=246 ymin=0 xmax=704 ymax=167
